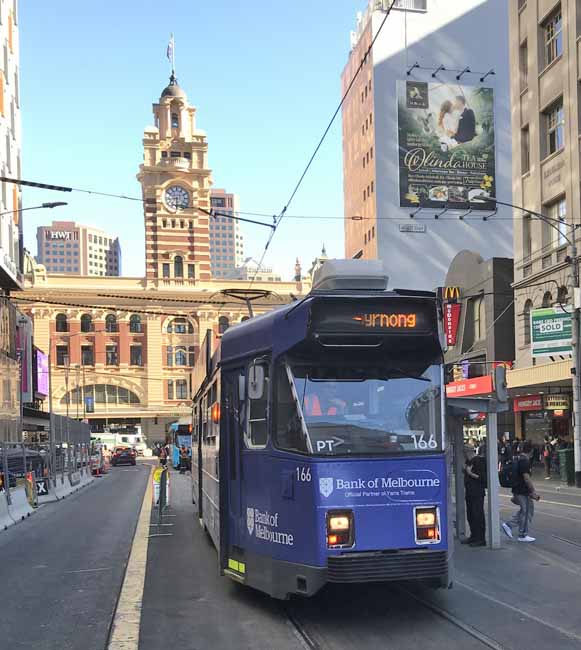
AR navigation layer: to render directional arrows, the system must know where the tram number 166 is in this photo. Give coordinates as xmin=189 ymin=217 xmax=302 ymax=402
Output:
xmin=296 ymin=467 xmax=312 ymax=482
xmin=411 ymin=433 xmax=438 ymax=450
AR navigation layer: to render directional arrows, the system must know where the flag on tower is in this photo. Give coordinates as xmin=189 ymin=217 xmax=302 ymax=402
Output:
xmin=166 ymin=34 xmax=174 ymax=67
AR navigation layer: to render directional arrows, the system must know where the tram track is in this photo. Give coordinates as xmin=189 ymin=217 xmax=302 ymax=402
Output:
xmin=283 ymin=583 xmax=509 ymax=650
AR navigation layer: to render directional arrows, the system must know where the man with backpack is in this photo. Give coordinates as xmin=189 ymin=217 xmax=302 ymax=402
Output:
xmin=502 ymin=441 xmax=540 ymax=543
xmin=462 ymin=445 xmax=487 ymax=547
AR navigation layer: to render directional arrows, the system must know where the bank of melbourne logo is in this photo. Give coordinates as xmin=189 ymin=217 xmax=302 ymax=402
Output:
xmin=246 ymin=507 xmax=255 ymax=535
xmin=319 ymin=477 xmax=334 ymax=498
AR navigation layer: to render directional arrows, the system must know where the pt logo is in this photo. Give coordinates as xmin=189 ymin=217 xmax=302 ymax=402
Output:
xmin=246 ymin=507 xmax=255 ymax=535
xmin=319 ymin=477 xmax=334 ymax=498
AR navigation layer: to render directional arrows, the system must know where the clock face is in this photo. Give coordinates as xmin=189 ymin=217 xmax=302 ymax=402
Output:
xmin=164 ymin=185 xmax=190 ymax=210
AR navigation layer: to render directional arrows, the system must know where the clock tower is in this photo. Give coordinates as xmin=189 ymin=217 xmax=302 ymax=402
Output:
xmin=137 ymin=74 xmax=212 ymax=284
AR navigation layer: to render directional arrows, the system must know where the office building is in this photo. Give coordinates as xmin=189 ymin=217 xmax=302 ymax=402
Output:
xmin=341 ymin=0 xmax=512 ymax=289
xmin=224 ymin=257 xmax=281 ymax=282
xmin=210 ymin=189 xmax=244 ymax=278
xmin=36 ymin=221 xmax=122 ymax=276
xmin=0 ymin=0 xmax=21 ymax=290
xmin=506 ymin=1 xmax=575 ymax=444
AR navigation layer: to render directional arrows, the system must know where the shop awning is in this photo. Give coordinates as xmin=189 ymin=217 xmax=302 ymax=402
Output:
xmin=507 ymin=359 xmax=571 ymax=390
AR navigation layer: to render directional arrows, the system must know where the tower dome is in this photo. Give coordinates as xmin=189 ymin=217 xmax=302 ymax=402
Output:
xmin=161 ymin=73 xmax=187 ymax=99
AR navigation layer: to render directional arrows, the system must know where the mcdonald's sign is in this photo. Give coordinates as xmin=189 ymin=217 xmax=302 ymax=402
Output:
xmin=442 ymin=286 xmax=461 ymax=302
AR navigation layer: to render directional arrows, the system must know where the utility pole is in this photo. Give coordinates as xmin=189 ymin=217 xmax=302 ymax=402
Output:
xmin=570 ymin=242 xmax=581 ymax=487
xmin=48 ymin=347 xmax=56 ymax=489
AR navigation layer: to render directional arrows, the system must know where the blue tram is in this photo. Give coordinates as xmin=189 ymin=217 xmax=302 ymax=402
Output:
xmin=191 ymin=261 xmax=450 ymax=599
xmin=169 ymin=419 xmax=192 ymax=469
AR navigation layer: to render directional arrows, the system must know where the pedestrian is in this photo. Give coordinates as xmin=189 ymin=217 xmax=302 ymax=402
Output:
xmin=159 ymin=445 xmax=168 ymax=467
xmin=179 ymin=446 xmax=189 ymax=474
xmin=461 ymin=445 xmax=487 ymax=547
xmin=542 ymin=435 xmax=553 ymax=480
xmin=502 ymin=441 xmax=541 ymax=543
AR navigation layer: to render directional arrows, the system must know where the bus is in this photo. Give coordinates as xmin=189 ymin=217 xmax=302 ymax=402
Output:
xmin=169 ymin=419 xmax=192 ymax=469
xmin=191 ymin=260 xmax=449 ymax=599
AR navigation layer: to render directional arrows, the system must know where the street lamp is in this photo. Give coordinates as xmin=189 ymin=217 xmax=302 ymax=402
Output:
xmin=490 ymin=196 xmax=581 ymax=488
xmin=0 ymin=201 xmax=68 ymax=218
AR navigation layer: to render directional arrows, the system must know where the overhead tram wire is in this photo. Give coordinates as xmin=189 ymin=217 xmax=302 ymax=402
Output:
xmin=247 ymin=0 xmax=399 ymax=288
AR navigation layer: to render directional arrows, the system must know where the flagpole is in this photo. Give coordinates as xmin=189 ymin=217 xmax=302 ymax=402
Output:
xmin=171 ymin=33 xmax=175 ymax=77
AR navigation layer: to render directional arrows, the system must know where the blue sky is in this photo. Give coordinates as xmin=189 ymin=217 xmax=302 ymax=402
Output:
xmin=19 ymin=1 xmax=362 ymax=279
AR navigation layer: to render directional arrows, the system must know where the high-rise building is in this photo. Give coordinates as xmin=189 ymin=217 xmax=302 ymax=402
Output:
xmin=507 ymin=2 xmax=576 ymax=443
xmin=341 ymin=0 xmax=513 ymax=289
xmin=35 ymin=221 xmax=122 ymax=276
xmin=137 ymin=74 xmax=212 ymax=285
xmin=0 ymin=0 xmax=21 ymax=290
xmin=210 ymin=188 xmax=244 ymax=277
xmin=223 ymin=257 xmax=281 ymax=282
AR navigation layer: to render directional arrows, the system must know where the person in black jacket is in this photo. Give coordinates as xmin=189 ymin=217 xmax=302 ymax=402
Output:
xmin=453 ymin=96 xmax=476 ymax=143
xmin=462 ymin=445 xmax=487 ymax=547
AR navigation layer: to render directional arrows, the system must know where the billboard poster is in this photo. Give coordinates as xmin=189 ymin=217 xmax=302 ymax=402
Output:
xmin=531 ymin=306 xmax=572 ymax=357
xmin=34 ymin=347 xmax=49 ymax=398
xmin=397 ymin=81 xmax=495 ymax=210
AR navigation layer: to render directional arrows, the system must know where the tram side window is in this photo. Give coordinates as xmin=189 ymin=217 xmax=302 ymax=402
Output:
xmin=245 ymin=363 xmax=269 ymax=449
xmin=275 ymin=365 xmax=308 ymax=453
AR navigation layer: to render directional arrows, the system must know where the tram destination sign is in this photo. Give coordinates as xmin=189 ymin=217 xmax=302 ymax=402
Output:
xmin=531 ymin=306 xmax=572 ymax=358
xmin=311 ymin=299 xmax=437 ymax=335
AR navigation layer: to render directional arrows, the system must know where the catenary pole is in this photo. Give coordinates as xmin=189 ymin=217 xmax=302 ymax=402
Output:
xmin=571 ymin=243 xmax=581 ymax=487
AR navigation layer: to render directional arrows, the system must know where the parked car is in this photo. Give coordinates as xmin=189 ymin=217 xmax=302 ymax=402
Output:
xmin=110 ymin=447 xmax=136 ymax=467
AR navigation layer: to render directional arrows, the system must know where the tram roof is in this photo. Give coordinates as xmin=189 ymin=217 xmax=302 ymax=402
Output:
xmin=219 ymin=288 xmax=436 ymax=365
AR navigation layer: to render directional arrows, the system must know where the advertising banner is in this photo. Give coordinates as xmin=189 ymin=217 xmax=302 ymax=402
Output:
xmin=397 ymin=81 xmax=495 ymax=210
xmin=445 ymin=375 xmax=493 ymax=397
xmin=16 ymin=316 xmax=33 ymax=403
xmin=444 ymin=303 xmax=461 ymax=346
xmin=34 ymin=348 xmax=48 ymax=398
xmin=544 ymin=395 xmax=570 ymax=411
xmin=531 ymin=306 xmax=572 ymax=357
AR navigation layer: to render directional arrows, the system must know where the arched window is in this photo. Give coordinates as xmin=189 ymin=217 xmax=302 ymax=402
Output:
xmin=557 ymin=286 xmax=568 ymax=305
xmin=167 ymin=317 xmax=194 ymax=334
xmin=55 ymin=313 xmax=68 ymax=332
xmin=176 ymin=379 xmax=188 ymax=400
xmin=174 ymin=255 xmax=184 ymax=278
xmin=524 ymin=300 xmax=533 ymax=345
xmin=105 ymin=314 xmax=118 ymax=333
xmin=171 ymin=112 xmax=179 ymax=128
xmin=218 ymin=316 xmax=230 ymax=334
xmin=542 ymin=292 xmax=553 ymax=308
xmin=129 ymin=314 xmax=142 ymax=333
xmin=166 ymin=345 xmax=173 ymax=367
xmin=167 ymin=380 xmax=174 ymax=400
xmin=60 ymin=384 xmax=140 ymax=406
xmin=188 ymin=346 xmax=195 ymax=366
xmin=175 ymin=346 xmax=187 ymax=366
xmin=80 ymin=314 xmax=93 ymax=333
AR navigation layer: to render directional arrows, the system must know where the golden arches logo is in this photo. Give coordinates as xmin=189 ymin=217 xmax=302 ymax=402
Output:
xmin=443 ymin=286 xmax=460 ymax=301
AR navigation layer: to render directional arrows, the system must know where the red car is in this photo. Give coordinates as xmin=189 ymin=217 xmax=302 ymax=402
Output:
xmin=111 ymin=447 xmax=137 ymax=467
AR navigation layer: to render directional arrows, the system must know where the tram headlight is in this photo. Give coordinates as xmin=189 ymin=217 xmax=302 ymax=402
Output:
xmin=414 ymin=506 xmax=440 ymax=545
xmin=326 ymin=510 xmax=354 ymax=548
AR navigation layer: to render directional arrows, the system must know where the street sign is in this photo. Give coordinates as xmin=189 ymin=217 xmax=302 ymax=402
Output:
xmin=513 ymin=395 xmax=543 ymax=412
xmin=35 ymin=477 xmax=49 ymax=496
xmin=531 ymin=306 xmax=572 ymax=357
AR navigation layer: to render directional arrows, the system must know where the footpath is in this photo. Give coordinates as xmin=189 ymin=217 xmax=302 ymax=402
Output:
xmin=417 ymin=474 xmax=581 ymax=650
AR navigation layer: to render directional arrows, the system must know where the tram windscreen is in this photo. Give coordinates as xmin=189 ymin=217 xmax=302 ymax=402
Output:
xmin=275 ymin=363 xmax=442 ymax=456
